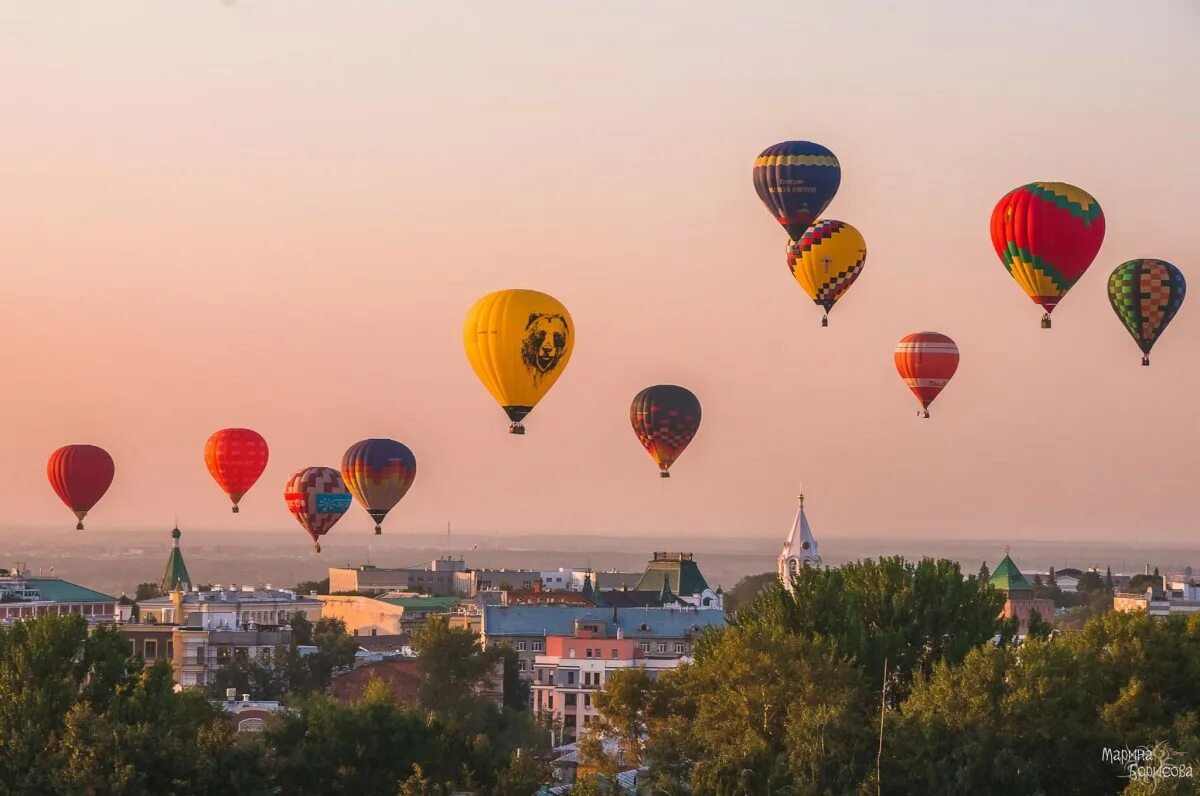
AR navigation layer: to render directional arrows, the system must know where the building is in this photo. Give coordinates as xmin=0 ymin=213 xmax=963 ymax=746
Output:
xmin=630 ymin=553 xmax=722 ymax=610
xmin=0 ymin=566 xmax=119 ymax=625
xmin=1114 ymin=577 xmax=1200 ymax=617
xmin=215 ymin=693 xmax=285 ymax=733
xmin=330 ymin=658 xmax=421 ymax=705
xmin=320 ymin=594 xmax=460 ymax=636
xmin=570 ymin=569 xmax=644 ymax=592
xmin=328 ymin=559 xmax=474 ymax=596
xmin=779 ymin=492 xmax=821 ymax=589
xmin=138 ymin=584 xmax=322 ymax=628
xmin=482 ymin=605 xmax=727 ymax=680
xmin=532 ymin=622 xmax=689 ymax=741
xmin=990 ymin=553 xmax=1055 ymax=636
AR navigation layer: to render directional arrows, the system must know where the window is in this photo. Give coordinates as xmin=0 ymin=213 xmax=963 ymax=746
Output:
xmin=516 ymin=640 xmax=527 ymax=652
xmin=656 ymin=643 xmax=667 ymax=653
xmin=584 ymin=693 xmax=591 ymax=708
xmin=639 ymin=642 xmax=650 ymax=652
xmin=585 ymin=648 xmax=593 ymax=658
xmin=166 ymin=641 xmax=174 ymax=659
xmin=566 ymin=671 xmax=575 ymax=685
xmin=611 ymin=648 xmax=618 ymax=658
xmin=565 ymin=693 xmax=577 ymax=707
xmin=568 ymin=648 xmax=576 ymax=658
xmin=195 ymin=644 xmax=206 ymax=662
xmin=144 ymin=640 xmax=157 ymax=659
xmin=674 ymin=643 xmax=685 ymax=654
xmin=532 ymin=641 xmax=544 ymax=652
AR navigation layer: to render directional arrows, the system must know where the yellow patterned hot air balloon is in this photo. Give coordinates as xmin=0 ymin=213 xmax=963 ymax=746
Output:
xmin=463 ymin=289 xmax=575 ymax=434
xmin=785 ymin=220 xmax=867 ymax=326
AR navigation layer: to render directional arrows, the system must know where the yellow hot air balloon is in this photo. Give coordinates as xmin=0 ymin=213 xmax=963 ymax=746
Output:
xmin=463 ymin=289 xmax=575 ymax=434
xmin=785 ymin=219 xmax=867 ymax=326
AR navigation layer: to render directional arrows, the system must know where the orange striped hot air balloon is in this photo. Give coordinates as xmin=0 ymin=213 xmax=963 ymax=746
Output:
xmin=894 ymin=332 xmax=959 ymax=418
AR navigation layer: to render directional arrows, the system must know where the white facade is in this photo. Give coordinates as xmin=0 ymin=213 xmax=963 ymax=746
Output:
xmin=778 ymin=493 xmax=821 ymax=589
xmin=138 ymin=585 xmax=322 ymax=628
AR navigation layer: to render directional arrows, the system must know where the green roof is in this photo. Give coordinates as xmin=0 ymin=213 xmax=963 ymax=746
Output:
xmin=24 ymin=578 xmax=115 ymax=603
xmin=161 ymin=528 xmax=192 ymax=593
xmin=634 ymin=554 xmax=710 ymax=595
xmin=379 ymin=596 xmax=458 ymax=611
xmin=989 ymin=555 xmax=1031 ymax=592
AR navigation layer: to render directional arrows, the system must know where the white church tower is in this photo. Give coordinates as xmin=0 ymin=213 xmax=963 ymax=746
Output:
xmin=778 ymin=490 xmax=821 ymax=590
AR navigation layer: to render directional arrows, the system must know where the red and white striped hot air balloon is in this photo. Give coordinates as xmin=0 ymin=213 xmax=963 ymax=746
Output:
xmin=894 ymin=332 xmax=959 ymax=418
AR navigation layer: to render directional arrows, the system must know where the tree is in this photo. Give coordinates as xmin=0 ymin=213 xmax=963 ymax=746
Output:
xmin=722 ymin=571 xmax=777 ymax=614
xmin=1154 ymin=566 xmax=1161 ymax=577
xmin=135 ymin=581 xmax=165 ymax=600
xmin=734 ymin=556 xmax=1004 ymax=699
xmin=979 ymin=561 xmax=990 ymax=581
xmin=1026 ymin=608 xmax=1052 ymax=639
xmin=294 ymin=578 xmax=329 ymax=595
xmin=1127 ymin=574 xmax=1160 ymax=593
xmin=580 ymin=667 xmax=655 ymax=767
xmin=1048 ymin=566 xmax=1058 ymax=587
xmin=1077 ymin=570 xmax=1106 ymax=594
xmin=1105 ymin=566 xmax=1115 ymax=592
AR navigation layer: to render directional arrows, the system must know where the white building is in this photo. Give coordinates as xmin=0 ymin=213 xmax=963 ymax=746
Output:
xmin=138 ymin=584 xmax=323 ymax=628
xmin=778 ymin=492 xmax=821 ymax=589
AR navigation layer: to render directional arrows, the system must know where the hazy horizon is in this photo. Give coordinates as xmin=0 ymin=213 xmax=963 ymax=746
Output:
xmin=3 ymin=2 xmax=1198 ymax=549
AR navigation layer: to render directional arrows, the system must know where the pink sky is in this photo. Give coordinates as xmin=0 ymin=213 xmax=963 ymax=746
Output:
xmin=2 ymin=2 xmax=1197 ymax=544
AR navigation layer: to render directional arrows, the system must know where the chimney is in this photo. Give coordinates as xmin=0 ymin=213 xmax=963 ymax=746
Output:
xmin=226 ymin=688 xmax=236 ymax=701
xmin=241 ymin=694 xmax=250 ymax=702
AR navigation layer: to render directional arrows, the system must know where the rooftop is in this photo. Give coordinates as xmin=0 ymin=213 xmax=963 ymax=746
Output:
xmin=139 ymin=587 xmax=321 ymax=606
xmin=378 ymin=595 xmax=460 ymax=611
xmin=990 ymin=555 xmax=1032 ymax=592
xmin=483 ymin=605 xmax=727 ymax=638
xmin=23 ymin=578 xmax=116 ymax=603
xmin=633 ymin=552 xmax=711 ymax=595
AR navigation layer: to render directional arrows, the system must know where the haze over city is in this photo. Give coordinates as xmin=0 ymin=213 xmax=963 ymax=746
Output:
xmin=3 ymin=1 xmax=1197 ymax=548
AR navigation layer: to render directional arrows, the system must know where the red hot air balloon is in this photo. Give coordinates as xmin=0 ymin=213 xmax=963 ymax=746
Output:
xmin=204 ymin=428 xmax=269 ymax=513
xmin=47 ymin=445 xmax=115 ymax=530
xmin=630 ymin=385 xmax=702 ymax=478
xmin=894 ymin=333 xmax=960 ymax=418
xmin=284 ymin=467 xmax=351 ymax=553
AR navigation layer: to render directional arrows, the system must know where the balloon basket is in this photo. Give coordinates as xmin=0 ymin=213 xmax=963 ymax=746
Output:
xmin=660 ymin=471 xmax=671 ymax=479
xmin=921 ymin=410 xmax=930 ymax=419
xmin=231 ymin=505 xmax=239 ymax=514
xmin=821 ymin=316 xmax=828 ymax=328
xmin=1142 ymin=356 xmax=1150 ymax=367
xmin=509 ymin=423 xmax=526 ymax=436
xmin=76 ymin=522 xmax=84 ymax=531
xmin=314 ymin=543 xmax=321 ymax=554
xmin=374 ymin=527 xmax=382 ymax=535
xmin=1040 ymin=314 xmax=1052 ymax=329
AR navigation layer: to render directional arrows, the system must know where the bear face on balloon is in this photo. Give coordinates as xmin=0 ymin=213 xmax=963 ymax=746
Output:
xmin=522 ymin=312 xmax=569 ymax=382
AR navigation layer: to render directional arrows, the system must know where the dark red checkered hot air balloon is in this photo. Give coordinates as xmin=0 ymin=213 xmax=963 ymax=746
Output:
xmin=630 ymin=385 xmax=702 ymax=477
xmin=47 ymin=444 xmax=115 ymax=530
xmin=204 ymin=428 xmax=269 ymax=512
xmin=894 ymin=332 xmax=959 ymax=418
xmin=284 ymin=467 xmax=351 ymax=553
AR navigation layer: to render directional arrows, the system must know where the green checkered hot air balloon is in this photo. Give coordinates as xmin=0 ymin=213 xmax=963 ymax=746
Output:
xmin=1107 ymin=259 xmax=1186 ymax=366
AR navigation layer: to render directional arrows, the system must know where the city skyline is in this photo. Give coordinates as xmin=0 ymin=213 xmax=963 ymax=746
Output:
xmin=3 ymin=2 xmax=1198 ymax=544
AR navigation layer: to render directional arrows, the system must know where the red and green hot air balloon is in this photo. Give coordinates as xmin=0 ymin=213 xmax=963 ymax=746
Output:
xmin=630 ymin=385 xmax=702 ymax=478
xmin=753 ymin=141 xmax=842 ymax=240
xmin=894 ymin=333 xmax=960 ymax=418
xmin=204 ymin=428 xmax=269 ymax=512
xmin=1107 ymin=259 xmax=1187 ymax=366
xmin=284 ymin=467 xmax=351 ymax=553
xmin=990 ymin=182 xmax=1105 ymax=328
xmin=341 ymin=439 xmax=417 ymax=534
xmin=47 ymin=444 xmax=115 ymax=530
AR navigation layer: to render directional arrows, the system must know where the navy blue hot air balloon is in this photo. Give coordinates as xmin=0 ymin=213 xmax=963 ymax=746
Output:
xmin=753 ymin=141 xmax=842 ymax=240
xmin=340 ymin=439 xmax=417 ymax=534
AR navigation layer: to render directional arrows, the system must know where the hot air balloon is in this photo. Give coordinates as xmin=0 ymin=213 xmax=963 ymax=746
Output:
xmin=463 ymin=289 xmax=574 ymax=434
xmin=786 ymin=220 xmax=867 ymax=326
xmin=341 ymin=439 xmax=417 ymax=534
xmin=204 ymin=428 xmax=269 ymax=512
xmin=47 ymin=445 xmax=114 ymax=530
xmin=284 ymin=467 xmax=351 ymax=553
xmin=1107 ymin=259 xmax=1187 ymax=366
xmin=630 ymin=385 xmax=702 ymax=478
xmin=990 ymin=182 xmax=1105 ymax=328
xmin=753 ymin=141 xmax=841 ymax=240
xmin=894 ymin=332 xmax=959 ymax=418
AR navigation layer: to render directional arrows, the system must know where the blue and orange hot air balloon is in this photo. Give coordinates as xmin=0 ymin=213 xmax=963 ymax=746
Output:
xmin=204 ymin=428 xmax=269 ymax=512
xmin=1107 ymin=259 xmax=1187 ymax=366
xmin=284 ymin=467 xmax=351 ymax=553
xmin=990 ymin=182 xmax=1105 ymax=327
xmin=753 ymin=141 xmax=841 ymax=240
xmin=47 ymin=444 xmax=115 ymax=530
xmin=341 ymin=439 xmax=417 ymax=534
xmin=894 ymin=332 xmax=959 ymax=418
xmin=630 ymin=385 xmax=702 ymax=478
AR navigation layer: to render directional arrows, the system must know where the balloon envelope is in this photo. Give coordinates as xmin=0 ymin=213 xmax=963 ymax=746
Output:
xmin=1107 ymin=259 xmax=1187 ymax=365
xmin=630 ymin=385 xmax=702 ymax=477
xmin=204 ymin=428 xmax=269 ymax=512
xmin=990 ymin=182 xmax=1105 ymax=324
xmin=753 ymin=141 xmax=841 ymax=240
xmin=284 ymin=467 xmax=351 ymax=552
xmin=786 ymin=219 xmax=867 ymax=323
xmin=47 ymin=444 xmax=114 ymax=529
xmin=463 ymin=289 xmax=574 ymax=434
xmin=341 ymin=439 xmax=417 ymax=533
xmin=894 ymin=332 xmax=959 ymax=417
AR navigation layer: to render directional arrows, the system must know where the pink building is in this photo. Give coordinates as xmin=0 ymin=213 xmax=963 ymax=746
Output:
xmin=532 ymin=619 xmax=685 ymax=741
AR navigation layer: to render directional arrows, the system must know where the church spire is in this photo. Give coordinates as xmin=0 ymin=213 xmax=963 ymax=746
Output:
xmin=779 ymin=489 xmax=821 ymax=590
xmin=161 ymin=526 xmax=193 ymax=594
